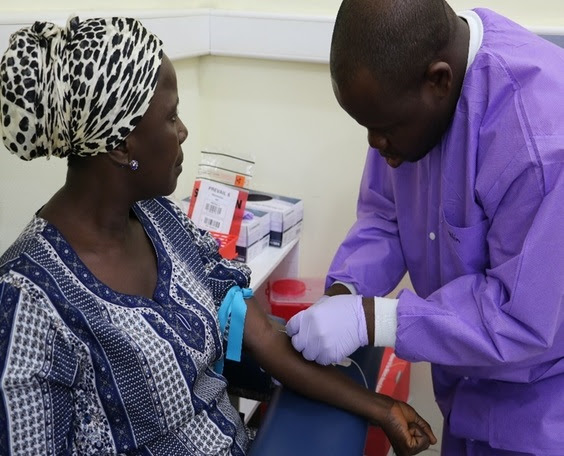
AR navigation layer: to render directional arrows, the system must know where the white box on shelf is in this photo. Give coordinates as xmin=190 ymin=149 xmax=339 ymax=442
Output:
xmin=245 ymin=191 xmax=303 ymax=248
xmin=236 ymin=208 xmax=271 ymax=248
xmin=235 ymin=208 xmax=271 ymax=263
xmin=235 ymin=234 xmax=270 ymax=263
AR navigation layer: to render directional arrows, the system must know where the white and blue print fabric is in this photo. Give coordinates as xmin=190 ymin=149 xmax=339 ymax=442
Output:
xmin=0 ymin=197 xmax=252 ymax=455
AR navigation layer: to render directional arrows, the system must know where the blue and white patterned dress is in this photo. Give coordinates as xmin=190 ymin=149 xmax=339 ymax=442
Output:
xmin=0 ymin=197 xmax=252 ymax=455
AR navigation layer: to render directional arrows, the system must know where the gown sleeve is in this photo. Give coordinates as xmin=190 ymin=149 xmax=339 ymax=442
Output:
xmin=327 ymin=148 xmax=407 ymax=296
xmin=395 ymin=163 xmax=564 ymax=381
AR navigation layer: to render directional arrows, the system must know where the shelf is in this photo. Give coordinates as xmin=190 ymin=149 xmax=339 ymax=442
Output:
xmin=174 ymin=196 xmax=299 ymax=291
xmin=248 ymin=238 xmax=299 ymax=290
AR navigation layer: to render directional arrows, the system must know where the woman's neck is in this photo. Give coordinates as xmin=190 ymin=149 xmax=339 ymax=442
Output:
xmin=39 ymin=176 xmax=138 ymax=250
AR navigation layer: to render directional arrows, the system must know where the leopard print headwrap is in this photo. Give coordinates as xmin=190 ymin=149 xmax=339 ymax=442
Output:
xmin=0 ymin=16 xmax=163 ymax=160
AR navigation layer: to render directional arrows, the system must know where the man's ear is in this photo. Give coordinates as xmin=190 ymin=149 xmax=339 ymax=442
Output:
xmin=424 ymin=61 xmax=453 ymax=98
xmin=107 ymin=141 xmax=130 ymax=168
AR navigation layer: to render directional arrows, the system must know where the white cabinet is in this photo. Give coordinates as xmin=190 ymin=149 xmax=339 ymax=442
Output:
xmin=248 ymin=238 xmax=299 ymax=309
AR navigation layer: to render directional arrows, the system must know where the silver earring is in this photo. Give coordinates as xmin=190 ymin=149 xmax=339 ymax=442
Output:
xmin=129 ymin=159 xmax=139 ymax=171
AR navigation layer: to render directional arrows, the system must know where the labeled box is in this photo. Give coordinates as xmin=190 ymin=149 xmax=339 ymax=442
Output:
xmin=245 ymin=191 xmax=303 ymax=248
xmin=235 ymin=208 xmax=271 ymax=263
xmin=236 ymin=208 xmax=270 ymax=248
xmin=235 ymin=234 xmax=270 ymax=263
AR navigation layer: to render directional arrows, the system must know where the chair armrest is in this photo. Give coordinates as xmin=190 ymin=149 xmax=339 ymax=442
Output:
xmin=248 ymin=346 xmax=384 ymax=456
xmin=223 ymin=315 xmax=287 ymax=402
xmin=223 ymin=354 xmax=275 ymax=403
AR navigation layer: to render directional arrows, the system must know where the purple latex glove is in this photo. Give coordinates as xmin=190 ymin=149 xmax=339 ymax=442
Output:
xmin=286 ymin=294 xmax=369 ymax=365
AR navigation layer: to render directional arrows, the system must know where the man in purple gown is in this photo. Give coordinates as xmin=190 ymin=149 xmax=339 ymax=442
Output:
xmin=287 ymin=1 xmax=564 ymax=454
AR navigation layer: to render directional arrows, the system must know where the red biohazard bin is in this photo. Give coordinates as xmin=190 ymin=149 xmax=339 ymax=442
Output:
xmin=267 ymin=278 xmax=326 ymax=321
xmin=365 ymin=348 xmax=411 ymax=455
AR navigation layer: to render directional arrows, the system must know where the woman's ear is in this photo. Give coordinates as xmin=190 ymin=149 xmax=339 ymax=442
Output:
xmin=107 ymin=142 xmax=130 ymax=168
xmin=424 ymin=61 xmax=453 ymax=99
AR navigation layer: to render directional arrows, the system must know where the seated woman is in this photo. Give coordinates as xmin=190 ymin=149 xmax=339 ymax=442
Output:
xmin=0 ymin=17 xmax=436 ymax=455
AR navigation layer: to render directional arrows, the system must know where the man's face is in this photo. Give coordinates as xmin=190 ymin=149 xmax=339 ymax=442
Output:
xmin=333 ymin=68 xmax=448 ymax=168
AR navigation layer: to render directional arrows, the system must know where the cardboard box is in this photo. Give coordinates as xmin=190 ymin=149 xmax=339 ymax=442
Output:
xmin=235 ymin=208 xmax=271 ymax=263
xmin=235 ymin=234 xmax=270 ymax=263
xmin=245 ymin=191 xmax=303 ymax=248
xmin=236 ymin=208 xmax=271 ymax=248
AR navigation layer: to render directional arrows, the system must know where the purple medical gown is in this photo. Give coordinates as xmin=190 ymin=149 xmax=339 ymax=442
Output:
xmin=327 ymin=9 xmax=564 ymax=455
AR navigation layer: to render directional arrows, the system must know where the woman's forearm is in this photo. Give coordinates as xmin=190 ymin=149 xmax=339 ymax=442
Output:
xmin=242 ymin=296 xmax=391 ymax=425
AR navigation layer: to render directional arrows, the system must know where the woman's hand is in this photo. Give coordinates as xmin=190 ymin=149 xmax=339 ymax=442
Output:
xmin=380 ymin=399 xmax=437 ymax=455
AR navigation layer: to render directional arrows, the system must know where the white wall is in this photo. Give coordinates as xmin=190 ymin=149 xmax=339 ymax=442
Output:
xmin=0 ymin=0 xmax=208 ymax=12
xmin=3 ymin=0 xmax=563 ymax=25
xmin=196 ymin=55 xmax=367 ymax=277
xmin=214 ymin=0 xmax=564 ymax=29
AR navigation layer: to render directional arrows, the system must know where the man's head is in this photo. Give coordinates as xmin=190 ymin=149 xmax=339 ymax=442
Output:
xmin=330 ymin=0 xmax=467 ymax=167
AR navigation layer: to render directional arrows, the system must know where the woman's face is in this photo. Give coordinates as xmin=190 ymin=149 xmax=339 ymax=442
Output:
xmin=126 ymin=54 xmax=188 ymax=198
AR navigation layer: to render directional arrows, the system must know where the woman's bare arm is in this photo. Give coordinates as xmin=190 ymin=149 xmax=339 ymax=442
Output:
xmin=242 ymin=296 xmax=437 ymax=456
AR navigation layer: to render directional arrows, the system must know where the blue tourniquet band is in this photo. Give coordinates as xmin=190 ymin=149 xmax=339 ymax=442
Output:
xmin=214 ymin=286 xmax=253 ymax=374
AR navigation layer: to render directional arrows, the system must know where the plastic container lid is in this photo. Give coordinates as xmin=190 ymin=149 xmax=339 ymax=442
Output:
xmin=268 ymin=278 xmax=326 ymax=303
xmin=268 ymin=278 xmax=326 ymax=320
xmin=271 ymin=278 xmax=306 ymax=297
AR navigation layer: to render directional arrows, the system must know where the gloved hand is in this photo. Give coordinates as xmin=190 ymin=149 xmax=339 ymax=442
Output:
xmin=286 ymin=294 xmax=369 ymax=365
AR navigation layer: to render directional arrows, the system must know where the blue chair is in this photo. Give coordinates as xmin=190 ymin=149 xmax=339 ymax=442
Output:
xmin=246 ymin=346 xmax=384 ymax=456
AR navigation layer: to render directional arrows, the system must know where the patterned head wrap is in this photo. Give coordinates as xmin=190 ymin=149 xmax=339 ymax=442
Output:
xmin=0 ymin=16 xmax=163 ymax=160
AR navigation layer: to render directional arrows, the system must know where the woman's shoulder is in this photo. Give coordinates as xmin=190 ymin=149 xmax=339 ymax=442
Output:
xmin=137 ymin=196 xmax=214 ymax=246
xmin=0 ymin=216 xmax=49 ymax=272
xmin=0 ymin=234 xmax=61 ymax=323
xmin=137 ymin=196 xmax=195 ymax=228
xmin=0 ymin=215 xmax=76 ymax=311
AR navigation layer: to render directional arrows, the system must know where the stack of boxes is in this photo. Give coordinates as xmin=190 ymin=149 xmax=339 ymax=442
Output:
xmin=245 ymin=191 xmax=303 ymax=249
xmin=235 ymin=208 xmax=271 ymax=263
xmin=184 ymin=189 xmax=303 ymax=263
